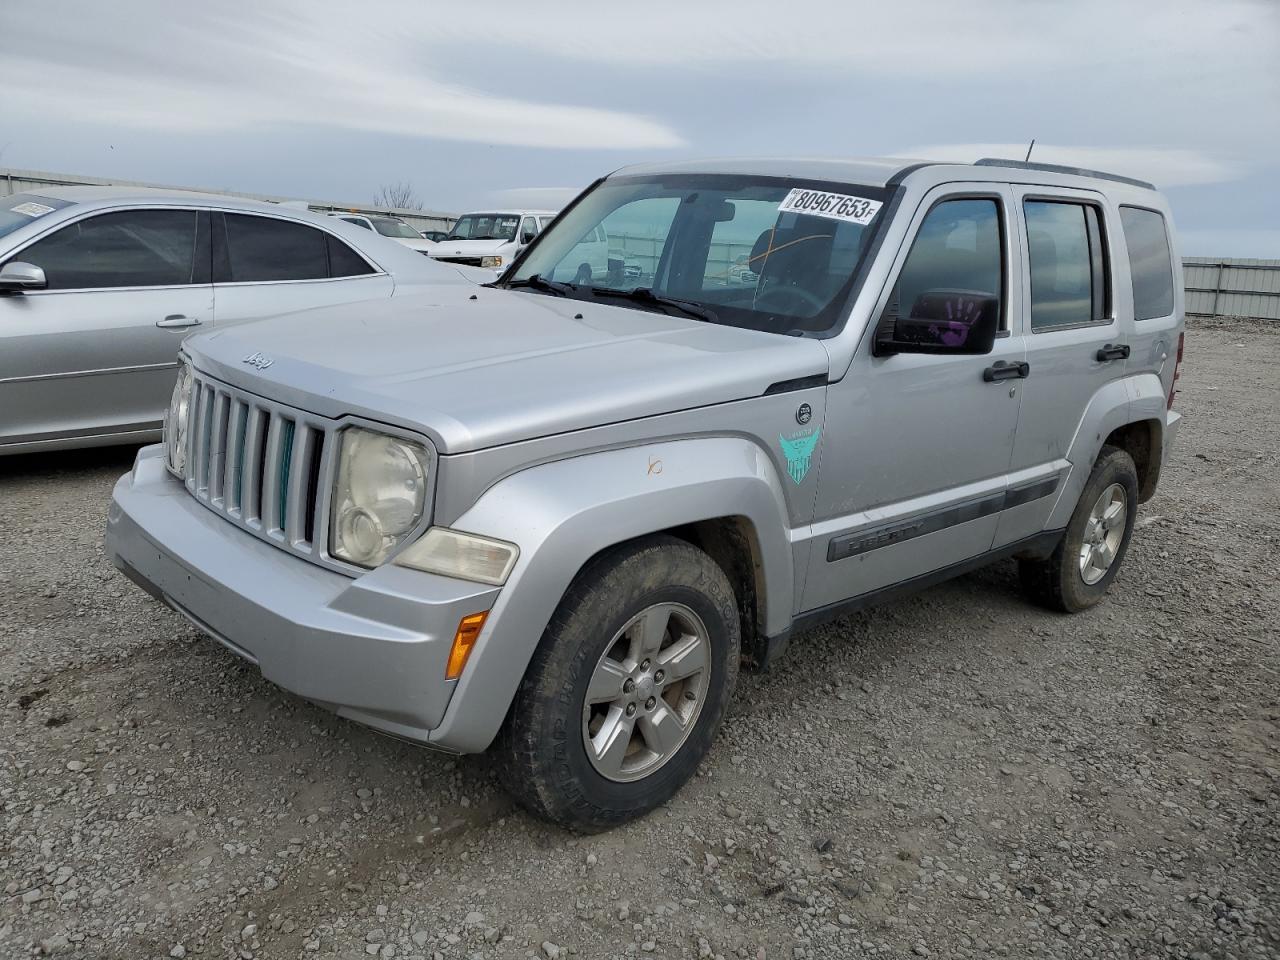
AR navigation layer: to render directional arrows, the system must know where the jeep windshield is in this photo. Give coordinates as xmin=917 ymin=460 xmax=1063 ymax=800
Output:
xmin=503 ymin=174 xmax=890 ymax=336
xmin=445 ymin=214 xmax=520 ymax=242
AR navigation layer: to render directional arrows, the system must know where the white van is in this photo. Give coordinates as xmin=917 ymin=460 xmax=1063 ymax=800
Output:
xmin=428 ymin=209 xmax=557 ymax=273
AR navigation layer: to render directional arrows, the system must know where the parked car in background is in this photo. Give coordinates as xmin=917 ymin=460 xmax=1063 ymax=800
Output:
xmin=428 ymin=209 xmax=557 ymax=273
xmin=547 ymin=222 xmax=610 ymax=284
xmin=328 ymin=212 xmax=435 ymax=254
xmin=106 ymin=157 xmax=1184 ymax=830
xmin=0 ymin=186 xmax=474 ymax=455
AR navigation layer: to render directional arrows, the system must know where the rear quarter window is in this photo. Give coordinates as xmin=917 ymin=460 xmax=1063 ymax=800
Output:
xmin=1119 ymin=206 xmax=1175 ymax=320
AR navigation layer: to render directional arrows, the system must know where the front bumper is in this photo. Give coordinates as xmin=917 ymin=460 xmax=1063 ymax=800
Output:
xmin=105 ymin=445 xmax=499 ymax=744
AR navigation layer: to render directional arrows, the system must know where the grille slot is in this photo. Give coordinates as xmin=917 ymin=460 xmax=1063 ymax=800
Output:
xmin=182 ymin=372 xmax=337 ymax=563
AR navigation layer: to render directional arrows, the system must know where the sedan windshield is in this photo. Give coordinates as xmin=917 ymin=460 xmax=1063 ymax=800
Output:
xmin=0 ymin=193 xmax=72 ymax=241
xmin=504 ymin=174 xmax=890 ymax=336
xmin=446 ymin=214 xmax=520 ymax=242
xmin=371 ymin=217 xmax=421 ymax=239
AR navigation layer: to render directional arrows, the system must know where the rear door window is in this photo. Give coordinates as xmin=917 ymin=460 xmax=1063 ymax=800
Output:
xmin=222 ymin=214 xmax=328 ymax=282
xmin=1119 ymin=206 xmax=1175 ymax=320
xmin=15 ymin=208 xmax=201 ymax=290
xmin=1025 ymin=200 xmax=1110 ymax=329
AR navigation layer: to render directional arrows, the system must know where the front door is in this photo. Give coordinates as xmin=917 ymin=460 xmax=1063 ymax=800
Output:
xmin=801 ymin=186 xmax=1026 ymax=612
xmin=0 ymin=207 xmax=212 ymax=449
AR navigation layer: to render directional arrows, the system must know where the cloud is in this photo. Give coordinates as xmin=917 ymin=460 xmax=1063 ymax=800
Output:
xmin=487 ymin=187 xmax=587 ymax=210
xmin=0 ymin=0 xmax=684 ymax=151
xmin=900 ymin=144 xmax=1245 ymax=188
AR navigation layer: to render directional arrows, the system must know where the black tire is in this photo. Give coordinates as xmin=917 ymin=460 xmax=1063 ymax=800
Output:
xmin=1019 ymin=445 xmax=1139 ymax=613
xmin=497 ymin=535 xmax=740 ymax=831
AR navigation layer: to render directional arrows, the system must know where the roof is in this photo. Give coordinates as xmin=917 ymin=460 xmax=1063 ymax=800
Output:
xmin=613 ymin=156 xmax=918 ymax=188
xmin=20 ymin=183 xmax=279 ymax=207
xmin=456 ymin=209 xmax=560 ymax=217
xmin=609 ymin=156 xmax=1160 ymax=192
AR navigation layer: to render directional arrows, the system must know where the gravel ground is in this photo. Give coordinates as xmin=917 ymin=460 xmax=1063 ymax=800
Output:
xmin=1 ymin=317 xmax=1277 ymax=960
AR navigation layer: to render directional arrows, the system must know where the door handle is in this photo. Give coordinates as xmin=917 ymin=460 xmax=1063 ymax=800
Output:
xmin=1095 ymin=343 xmax=1130 ymax=362
xmin=156 ymin=314 xmax=202 ymax=329
xmin=983 ymin=360 xmax=1030 ymax=382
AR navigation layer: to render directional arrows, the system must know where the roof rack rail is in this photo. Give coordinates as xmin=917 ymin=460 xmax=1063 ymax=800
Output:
xmin=974 ymin=158 xmax=1155 ymax=190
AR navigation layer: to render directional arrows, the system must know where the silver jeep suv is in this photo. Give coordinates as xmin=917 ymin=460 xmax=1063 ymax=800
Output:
xmin=106 ymin=157 xmax=1184 ymax=830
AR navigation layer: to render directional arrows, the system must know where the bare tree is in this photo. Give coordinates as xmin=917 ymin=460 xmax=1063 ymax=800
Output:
xmin=372 ymin=181 xmax=422 ymax=210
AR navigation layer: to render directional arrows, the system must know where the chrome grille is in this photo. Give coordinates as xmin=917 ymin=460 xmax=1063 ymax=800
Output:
xmin=183 ymin=372 xmax=334 ymax=564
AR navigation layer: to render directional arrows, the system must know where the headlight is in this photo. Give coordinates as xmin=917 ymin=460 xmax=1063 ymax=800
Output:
xmin=395 ymin=528 xmax=519 ymax=585
xmin=330 ymin=427 xmax=431 ymax=568
xmin=480 ymin=256 xmax=503 ymax=269
xmin=165 ymin=362 xmax=193 ymax=478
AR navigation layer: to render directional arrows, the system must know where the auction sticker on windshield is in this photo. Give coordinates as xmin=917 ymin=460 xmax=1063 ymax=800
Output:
xmin=11 ymin=202 xmax=55 ymax=217
xmin=778 ymin=189 xmax=882 ymax=226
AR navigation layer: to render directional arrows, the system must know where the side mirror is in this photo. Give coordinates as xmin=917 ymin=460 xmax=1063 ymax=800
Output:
xmin=0 ymin=261 xmax=47 ymax=294
xmin=875 ymin=289 xmax=999 ymax=356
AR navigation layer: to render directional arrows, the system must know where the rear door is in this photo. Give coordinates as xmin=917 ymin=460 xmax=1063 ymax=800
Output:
xmin=993 ymin=186 xmax=1132 ymax=546
xmin=0 ymin=207 xmax=212 ymax=448
xmin=211 ymin=212 xmax=392 ymax=326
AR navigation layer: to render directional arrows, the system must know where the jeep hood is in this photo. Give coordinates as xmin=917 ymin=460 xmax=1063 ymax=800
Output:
xmin=186 ymin=286 xmax=830 ymax=453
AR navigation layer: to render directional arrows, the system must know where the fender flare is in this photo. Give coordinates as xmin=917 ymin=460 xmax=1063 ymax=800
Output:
xmin=1046 ymin=373 xmax=1165 ymax=529
xmin=426 ymin=436 xmax=795 ymax=753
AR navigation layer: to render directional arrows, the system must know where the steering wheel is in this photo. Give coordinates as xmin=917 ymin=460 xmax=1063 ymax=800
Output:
xmin=753 ymin=284 xmax=826 ymax=315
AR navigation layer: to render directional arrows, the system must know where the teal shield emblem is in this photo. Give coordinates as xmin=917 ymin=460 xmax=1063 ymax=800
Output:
xmin=779 ymin=428 xmax=821 ymax=484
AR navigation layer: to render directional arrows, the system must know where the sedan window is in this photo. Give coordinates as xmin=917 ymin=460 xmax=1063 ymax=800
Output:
xmin=223 ymin=214 xmax=328 ymax=282
xmin=13 ymin=209 xmax=200 ymax=290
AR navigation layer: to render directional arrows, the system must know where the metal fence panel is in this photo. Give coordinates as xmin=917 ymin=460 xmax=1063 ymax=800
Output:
xmin=1183 ymin=257 xmax=1280 ymax=321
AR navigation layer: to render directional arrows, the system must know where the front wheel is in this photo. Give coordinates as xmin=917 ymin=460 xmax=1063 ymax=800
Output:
xmin=1019 ymin=445 xmax=1139 ymax=612
xmin=497 ymin=535 xmax=740 ymax=831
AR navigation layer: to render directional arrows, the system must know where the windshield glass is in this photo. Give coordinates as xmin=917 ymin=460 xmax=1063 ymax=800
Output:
xmin=446 ymin=214 xmax=520 ymax=242
xmin=505 ymin=174 xmax=890 ymax=336
xmin=371 ymin=217 xmax=421 ymax=239
xmin=0 ymin=193 xmax=72 ymax=241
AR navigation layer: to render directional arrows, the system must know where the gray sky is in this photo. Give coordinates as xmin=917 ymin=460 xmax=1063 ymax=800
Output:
xmin=2 ymin=0 xmax=1277 ymax=255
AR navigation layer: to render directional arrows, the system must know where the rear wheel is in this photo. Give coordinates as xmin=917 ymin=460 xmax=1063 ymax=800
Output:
xmin=1019 ymin=445 xmax=1139 ymax=612
xmin=498 ymin=535 xmax=739 ymax=830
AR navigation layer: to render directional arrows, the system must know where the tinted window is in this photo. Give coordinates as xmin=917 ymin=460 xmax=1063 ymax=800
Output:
xmin=341 ymin=217 xmax=373 ymax=231
xmin=326 ymin=235 xmax=375 ymax=278
xmin=16 ymin=209 xmax=200 ymax=290
xmin=224 ymin=214 xmax=328 ymax=282
xmin=520 ymin=217 xmax=539 ymax=243
xmin=891 ymin=198 xmax=1004 ymax=327
xmin=1119 ymin=207 xmax=1174 ymax=320
xmin=1025 ymin=201 xmax=1109 ymax=328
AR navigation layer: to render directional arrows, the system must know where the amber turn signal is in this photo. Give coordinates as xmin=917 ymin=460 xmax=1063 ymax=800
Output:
xmin=446 ymin=612 xmax=488 ymax=680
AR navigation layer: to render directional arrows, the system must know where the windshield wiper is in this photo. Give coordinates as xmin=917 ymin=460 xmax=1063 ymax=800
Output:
xmin=503 ymin=274 xmax=575 ymax=296
xmin=587 ymin=287 xmax=718 ymax=323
